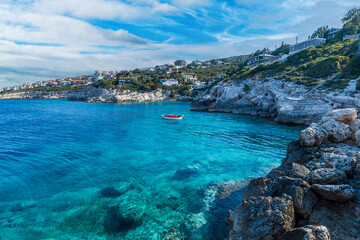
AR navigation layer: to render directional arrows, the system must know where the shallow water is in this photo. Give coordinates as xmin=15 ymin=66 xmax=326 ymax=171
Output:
xmin=0 ymin=100 xmax=303 ymax=239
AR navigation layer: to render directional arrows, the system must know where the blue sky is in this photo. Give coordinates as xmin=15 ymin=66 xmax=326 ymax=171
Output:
xmin=0 ymin=0 xmax=359 ymax=87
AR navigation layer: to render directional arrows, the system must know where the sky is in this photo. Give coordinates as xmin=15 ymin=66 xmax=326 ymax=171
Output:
xmin=0 ymin=0 xmax=359 ymax=87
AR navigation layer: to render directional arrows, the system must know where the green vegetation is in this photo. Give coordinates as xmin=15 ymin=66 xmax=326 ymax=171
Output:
xmin=225 ymin=39 xmax=360 ymax=88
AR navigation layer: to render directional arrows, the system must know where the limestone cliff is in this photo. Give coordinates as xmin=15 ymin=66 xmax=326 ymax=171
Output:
xmin=228 ymin=108 xmax=360 ymax=240
xmin=0 ymin=86 xmax=185 ymax=103
xmin=191 ymin=79 xmax=360 ymax=125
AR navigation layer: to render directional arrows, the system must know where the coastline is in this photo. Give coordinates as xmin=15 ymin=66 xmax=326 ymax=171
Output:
xmin=190 ymin=78 xmax=360 ymax=125
xmin=227 ymin=108 xmax=360 ymax=240
xmin=0 ymin=86 xmax=192 ymax=103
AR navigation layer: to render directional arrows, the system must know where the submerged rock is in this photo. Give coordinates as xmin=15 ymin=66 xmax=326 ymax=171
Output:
xmin=103 ymin=206 xmax=137 ymax=234
xmin=98 ymin=187 xmax=124 ymax=198
xmin=172 ymin=167 xmax=198 ymax=180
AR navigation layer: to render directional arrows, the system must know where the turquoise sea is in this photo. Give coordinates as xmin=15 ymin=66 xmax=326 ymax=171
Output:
xmin=0 ymin=100 xmax=303 ymax=239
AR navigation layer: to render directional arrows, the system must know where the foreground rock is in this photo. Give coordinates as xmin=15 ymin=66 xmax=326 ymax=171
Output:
xmin=191 ymin=79 xmax=360 ymax=125
xmin=228 ymin=108 xmax=360 ymax=239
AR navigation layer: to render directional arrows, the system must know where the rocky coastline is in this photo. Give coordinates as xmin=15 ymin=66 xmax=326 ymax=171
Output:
xmin=228 ymin=108 xmax=360 ymax=240
xmin=0 ymin=86 xmax=190 ymax=103
xmin=191 ymin=78 xmax=360 ymax=125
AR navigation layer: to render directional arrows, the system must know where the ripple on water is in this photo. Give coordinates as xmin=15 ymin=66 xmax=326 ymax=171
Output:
xmin=0 ymin=100 xmax=303 ymax=239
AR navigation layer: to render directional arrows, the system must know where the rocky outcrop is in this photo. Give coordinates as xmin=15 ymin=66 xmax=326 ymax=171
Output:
xmin=228 ymin=108 xmax=360 ymax=240
xmin=191 ymin=79 xmax=360 ymax=125
xmin=0 ymin=86 xmax=188 ymax=103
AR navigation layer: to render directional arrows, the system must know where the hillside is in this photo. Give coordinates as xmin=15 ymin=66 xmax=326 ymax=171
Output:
xmin=224 ymin=39 xmax=360 ymax=89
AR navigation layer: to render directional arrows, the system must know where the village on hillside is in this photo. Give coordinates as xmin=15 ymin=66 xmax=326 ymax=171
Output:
xmin=1 ymin=17 xmax=359 ymax=94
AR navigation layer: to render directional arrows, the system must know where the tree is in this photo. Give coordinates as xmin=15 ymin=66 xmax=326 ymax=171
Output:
xmin=342 ymin=8 xmax=360 ymax=25
xmin=311 ymin=25 xmax=329 ymax=39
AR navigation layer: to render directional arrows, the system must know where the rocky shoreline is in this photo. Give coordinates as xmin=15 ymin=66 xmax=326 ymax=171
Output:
xmin=228 ymin=108 xmax=360 ymax=240
xmin=191 ymin=79 xmax=360 ymax=125
xmin=0 ymin=86 xmax=190 ymax=103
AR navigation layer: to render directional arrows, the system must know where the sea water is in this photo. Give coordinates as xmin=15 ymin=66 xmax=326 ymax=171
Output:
xmin=0 ymin=100 xmax=303 ymax=239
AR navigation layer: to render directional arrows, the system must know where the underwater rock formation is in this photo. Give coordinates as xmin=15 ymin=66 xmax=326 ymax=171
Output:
xmin=228 ymin=108 xmax=360 ymax=240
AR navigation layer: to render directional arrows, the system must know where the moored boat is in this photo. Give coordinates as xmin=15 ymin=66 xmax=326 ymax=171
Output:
xmin=162 ymin=114 xmax=184 ymax=120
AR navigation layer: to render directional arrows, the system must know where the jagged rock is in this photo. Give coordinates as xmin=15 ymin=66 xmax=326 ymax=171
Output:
xmin=309 ymin=199 xmax=360 ymax=240
xmin=278 ymin=177 xmax=318 ymax=218
xmin=355 ymin=130 xmax=360 ymax=146
xmin=279 ymin=225 xmax=331 ymax=240
xmin=306 ymin=168 xmax=346 ymax=184
xmin=242 ymin=177 xmax=275 ymax=198
xmin=320 ymin=108 xmax=358 ymax=124
xmin=299 ymin=123 xmax=328 ymax=147
xmin=291 ymin=163 xmax=311 ymax=179
xmin=311 ymin=184 xmax=355 ymax=202
xmin=322 ymin=151 xmax=357 ymax=173
xmin=228 ymin=194 xmax=294 ymax=240
xmin=320 ymin=119 xmax=351 ymax=143
xmin=349 ymin=119 xmax=360 ymax=140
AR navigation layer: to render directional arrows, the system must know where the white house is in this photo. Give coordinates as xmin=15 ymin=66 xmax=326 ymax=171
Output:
xmin=160 ymin=79 xmax=178 ymax=86
xmin=343 ymin=34 xmax=360 ymax=41
xmin=289 ymin=38 xmax=326 ymax=54
xmin=247 ymin=54 xmax=278 ymax=66
xmin=181 ymin=72 xmax=196 ymax=81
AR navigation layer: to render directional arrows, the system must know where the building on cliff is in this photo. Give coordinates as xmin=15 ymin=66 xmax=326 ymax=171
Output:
xmin=289 ymin=38 xmax=326 ymax=54
xmin=247 ymin=54 xmax=278 ymax=66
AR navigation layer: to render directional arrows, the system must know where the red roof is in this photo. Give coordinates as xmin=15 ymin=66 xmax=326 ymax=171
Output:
xmin=184 ymin=72 xmax=196 ymax=75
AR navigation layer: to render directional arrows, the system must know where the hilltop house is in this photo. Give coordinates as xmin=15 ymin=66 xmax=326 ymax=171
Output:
xmin=327 ymin=28 xmax=342 ymax=39
xmin=181 ymin=72 xmax=196 ymax=81
xmin=343 ymin=34 xmax=360 ymax=41
xmin=289 ymin=38 xmax=326 ymax=54
xmin=160 ymin=79 xmax=178 ymax=86
xmin=247 ymin=54 xmax=278 ymax=66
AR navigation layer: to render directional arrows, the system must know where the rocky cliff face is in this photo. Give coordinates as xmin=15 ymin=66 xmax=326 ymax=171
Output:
xmin=228 ymin=108 xmax=360 ymax=240
xmin=0 ymin=86 xmax=183 ymax=103
xmin=191 ymin=79 xmax=360 ymax=125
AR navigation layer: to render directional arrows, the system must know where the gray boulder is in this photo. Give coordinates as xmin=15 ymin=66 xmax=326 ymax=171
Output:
xmin=320 ymin=108 xmax=358 ymax=124
xmin=242 ymin=177 xmax=275 ymax=199
xmin=348 ymin=119 xmax=360 ymax=140
xmin=278 ymin=177 xmax=318 ymax=218
xmin=291 ymin=163 xmax=311 ymax=179
xmin=311 ymin=184 xmax=355 ymax=202
xmin=320 ymin=119 xmax=351 ymax=143
xmin=299 ymin=123 xmax=328 ymax=147
xmin=309 ymin=199 xmax=360 ymax=240
xmin=228 ymin=194 xmax=294 ymax=240
xmin=306 ymin=168 xmax=346 ymax=184
xmin=279 ymin=225 xmax=331 ymax=240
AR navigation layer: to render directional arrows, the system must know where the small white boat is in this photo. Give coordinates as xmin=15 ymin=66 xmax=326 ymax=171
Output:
xmin=162 ymin=114 xmax=184 ymax=120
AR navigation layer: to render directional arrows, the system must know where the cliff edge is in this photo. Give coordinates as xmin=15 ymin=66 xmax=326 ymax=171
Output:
xmin=191 ymin=79 xmax=360 ymax=125
xmin=228 ymin=108 xmax=360 ymax=240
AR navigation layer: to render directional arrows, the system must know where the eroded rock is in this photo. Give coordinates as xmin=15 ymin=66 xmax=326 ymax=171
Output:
xmin=311 ymin=184 xmax=355 ymax=202
xmin=306 ymin=168 xmax=346 ymax=184
xmin=228 ymin=194 xmax=294 ymax=240
xmin=299 ymin=123 xmax=327 ymax=147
